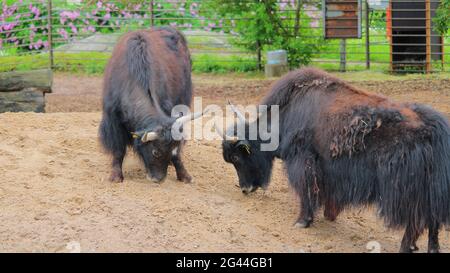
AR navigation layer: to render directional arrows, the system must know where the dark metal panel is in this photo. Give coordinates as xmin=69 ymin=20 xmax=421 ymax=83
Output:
xmin=390 ymin=0 xmax=443 ymax=72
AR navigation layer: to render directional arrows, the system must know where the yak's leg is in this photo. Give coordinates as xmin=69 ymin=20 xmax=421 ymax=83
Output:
xmin=399 ymin=225 xmax=422 ymax=253
xmin=288 ymin=156 xmax=320 ymax=229
xmin=428 ymin=221 xmax=440 ymax=253
xmin=99 ymin=113 xmax=128 ymax=183
xmin=171 ymin=144 xmax=192 ymax=183
xmin=324 ymin=200 xmax=342 ymax=222
xmin=295 ymin=191 xmax=316 ymax=228
xmin=110 ymin=149 xmax=126 ymax=183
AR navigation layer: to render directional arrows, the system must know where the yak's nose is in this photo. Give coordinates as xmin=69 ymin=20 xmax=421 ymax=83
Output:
xmin=146 ymin=173 xmax=166 ymax=183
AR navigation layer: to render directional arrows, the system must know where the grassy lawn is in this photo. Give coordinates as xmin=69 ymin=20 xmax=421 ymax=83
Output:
xmin=0 ymin=51 xmax=258 ymax=74
xmin=1 ymin=49 xmax=449 ymax=81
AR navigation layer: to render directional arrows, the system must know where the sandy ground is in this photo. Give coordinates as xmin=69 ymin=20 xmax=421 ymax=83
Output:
xmin=0 ymin=73 xmax=449 ymax=252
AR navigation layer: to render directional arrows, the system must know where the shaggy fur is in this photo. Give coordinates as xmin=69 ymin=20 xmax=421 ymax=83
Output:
xmin=222 ymin=67 xmax=450 ymax=253
xmin=99 ymin=26 xmax=193 ymax=183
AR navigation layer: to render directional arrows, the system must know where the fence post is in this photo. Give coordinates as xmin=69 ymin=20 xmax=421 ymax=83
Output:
xmin=425 ymin=0 xmax=431 ymax=73
xmin=365 ymin=0 xmax=370 ymax=70
xmin=47 ymin=0 xmax=54 ymax=70
xmin=340 ymin=39 xmax=346 ymax=72
xmin=149 ymin=0 xmax=154 ymax=27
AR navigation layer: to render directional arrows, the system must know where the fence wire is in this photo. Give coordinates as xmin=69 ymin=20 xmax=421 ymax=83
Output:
xmin=0 ymin=0 xmax=448 ymax=74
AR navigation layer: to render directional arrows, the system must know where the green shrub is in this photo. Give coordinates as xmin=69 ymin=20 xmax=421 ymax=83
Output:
xmin=434 ymin=0 xmax=450 ymax=35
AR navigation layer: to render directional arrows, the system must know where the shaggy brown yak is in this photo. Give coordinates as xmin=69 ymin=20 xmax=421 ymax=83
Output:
xmin=219 ymin=68 xmax=450 ymax=253
xmin=99 ymin=27 xmax=204 ymax=183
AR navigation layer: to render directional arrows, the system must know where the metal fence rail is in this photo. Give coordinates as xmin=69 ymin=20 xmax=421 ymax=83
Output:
xmin=0 ymin=0 xmax=448 ymax=74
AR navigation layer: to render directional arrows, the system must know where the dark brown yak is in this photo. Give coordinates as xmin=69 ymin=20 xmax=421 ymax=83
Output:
xmin=99 ymin=27 xmax=203 ymax=183
xmin=219 ymin=68 xmax=450 ymax=253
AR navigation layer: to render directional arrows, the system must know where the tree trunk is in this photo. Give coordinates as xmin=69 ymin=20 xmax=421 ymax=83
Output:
xmin=257 ymin=40 xmax=262 ymax=71
xmin=294 ymin=0 xmax=304 ymax=37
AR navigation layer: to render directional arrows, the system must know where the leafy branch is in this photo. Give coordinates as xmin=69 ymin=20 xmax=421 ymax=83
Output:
xmin=433 ymin=0 xmax=450 ymax=35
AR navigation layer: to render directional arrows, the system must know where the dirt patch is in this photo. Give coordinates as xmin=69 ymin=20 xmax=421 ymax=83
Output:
xmin=1 ymin=73 xmax=449 ymax=252
xmin=47 ymin=74 xmax=450 ymax=118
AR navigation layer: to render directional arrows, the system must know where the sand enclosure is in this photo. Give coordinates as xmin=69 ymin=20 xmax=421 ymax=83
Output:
xmin=0 ymin=74 xmax=449 ymax=252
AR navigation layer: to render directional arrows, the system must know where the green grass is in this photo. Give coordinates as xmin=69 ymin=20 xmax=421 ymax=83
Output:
xmin=1 ymin=50 xmax=449 ymax=81
xmin=192 ymin=54 xmax=257 ymax=73
xmin=0 ymin=51 xmax=257 ymax=74
xmin=0 ymin=52 xmax=110 ymax=74
xmin=2 ymin=49 xmax=448 ymax=77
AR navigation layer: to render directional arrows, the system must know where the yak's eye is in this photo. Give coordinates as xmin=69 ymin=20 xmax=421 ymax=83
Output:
xmin=152 ymin=149 xmax=161 ymax=158
xmin=231 ymin=155 xmax=239 ymax=162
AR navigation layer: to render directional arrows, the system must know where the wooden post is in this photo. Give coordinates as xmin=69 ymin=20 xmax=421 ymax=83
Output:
xmin=425 ymin=0 xmax=431 ymax=73
xmin=47 ymin=0 xmax=54 ymax=70
xmin=149 ymin=0 xmax=154 ymax=27
xmin=365 ymin=0 xmax=370 ymax=70
xmin=340 ymin=39 xmax=346 ymax=72
xmin=441 ymin=36 xmax=445 ymax=70
xmin=388 ymin=0 xmax=393 ymax=73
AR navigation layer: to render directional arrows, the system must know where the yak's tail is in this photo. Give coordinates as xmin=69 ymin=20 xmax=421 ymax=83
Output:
xmin=99 ymin=110 xmax=129 ymax=155
xmin=126 ymin=31 xmax=152 ymax=92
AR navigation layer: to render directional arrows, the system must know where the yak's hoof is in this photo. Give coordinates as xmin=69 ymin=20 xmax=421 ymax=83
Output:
xmin=428 ymin=248 xmax=440 ymax=253
xmin=177 ymin=173 xmax=192 ymax=183
xmin=294 ymin=219 xmax=312 ymax=229
xmin=110 ymin=172 xmax=124 ymax=183
xmin=399 ymin=245 xmax=418 ymax=253
xmin=399 ymin=248 xmax=413 ymax=253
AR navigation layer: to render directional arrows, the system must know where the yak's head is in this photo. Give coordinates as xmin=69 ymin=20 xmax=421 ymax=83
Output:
xmin=216 ymin=102 xmax=276 ymax=194
xmin=222 ymin=138 xmax=274 ymax=194
xmin=132 ymin=111 xmax=205 ymax=182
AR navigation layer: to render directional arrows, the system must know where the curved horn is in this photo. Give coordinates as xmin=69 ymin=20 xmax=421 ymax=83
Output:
xmin=228 ymin=100 xmax=246 ymax=123
xmin=213 ymin=122 xmax=238 ymax=142
xmin=141 ymin=131 xmax=159 ymax=143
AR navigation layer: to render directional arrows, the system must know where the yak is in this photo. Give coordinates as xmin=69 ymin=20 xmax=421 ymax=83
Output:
xmin=99 ymin=27 xmax=204 ymax=183
xmin=216 ymin=67 xmax=450 ymax=253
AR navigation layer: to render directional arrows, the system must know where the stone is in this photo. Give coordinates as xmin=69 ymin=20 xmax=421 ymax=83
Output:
xmin=0 ymin=88 xmax=45 ymax=113
xmin=0 ymin=69 xmax=52 ymax=92
xmin=265 ymin=63 xmax=288 ymax=78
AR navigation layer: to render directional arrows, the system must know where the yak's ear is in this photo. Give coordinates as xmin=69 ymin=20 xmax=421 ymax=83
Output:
xmin=140 ymin=131 xmax=159 ymax=143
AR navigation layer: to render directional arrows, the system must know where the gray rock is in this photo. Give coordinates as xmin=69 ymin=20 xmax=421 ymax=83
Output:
xmin=0 ymin=88 xmax=45 ymax=113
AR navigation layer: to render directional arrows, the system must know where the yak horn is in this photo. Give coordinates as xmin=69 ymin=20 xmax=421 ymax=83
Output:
xmin=228 ymin=100 xmax=246 ymax=124
xmin=141 ymin=131 xmax=159 ymax=143
xmin=213 ymin=122 xmax=238 ymax=142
